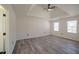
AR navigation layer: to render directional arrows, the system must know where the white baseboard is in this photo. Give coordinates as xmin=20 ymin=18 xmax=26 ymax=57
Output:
xmin=16 ymin=33 xmax=50 ymax=40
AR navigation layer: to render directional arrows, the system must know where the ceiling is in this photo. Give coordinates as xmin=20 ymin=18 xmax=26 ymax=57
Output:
xmin=12 ymin=4 xmax=50 ymax=19
xmin=12 ymin=4 xmax=79 ymax=20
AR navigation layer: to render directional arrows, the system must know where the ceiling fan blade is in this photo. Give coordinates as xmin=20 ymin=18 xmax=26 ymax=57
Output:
xmin=51 ymin=6 xmax=55 ymax=9
xmin=48 ymin=4 xmax=50 ymax=9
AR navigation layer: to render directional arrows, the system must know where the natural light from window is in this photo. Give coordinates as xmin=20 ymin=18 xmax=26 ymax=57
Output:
xmin=67 ymin=20 xmax=77 ymax=33
xmin=54 ymin=22 xmax=59 ymax=31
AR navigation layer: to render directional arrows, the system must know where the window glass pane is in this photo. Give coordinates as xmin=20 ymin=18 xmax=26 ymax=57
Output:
xmin=67 ymin=20 xmax=77 ymax=33
xmin=54 ymin=22 xmax=59 ymax=31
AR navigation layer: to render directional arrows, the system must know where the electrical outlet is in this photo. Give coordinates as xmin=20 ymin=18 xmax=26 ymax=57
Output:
xmin=27 ymin=33 xmax=29 ymax=36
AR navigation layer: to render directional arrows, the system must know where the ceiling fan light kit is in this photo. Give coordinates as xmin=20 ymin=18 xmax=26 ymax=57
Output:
xmin=48 ymin=9 xmax=52 ymax=11
xmin=48 ymin=4 xmax=55 ymax=11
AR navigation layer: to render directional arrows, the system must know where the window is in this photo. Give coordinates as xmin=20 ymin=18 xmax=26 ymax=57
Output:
xmin=54 ymin=22 xmax=59 ymax=31
xmin=67 ymin=20 xmax=77 ymax=33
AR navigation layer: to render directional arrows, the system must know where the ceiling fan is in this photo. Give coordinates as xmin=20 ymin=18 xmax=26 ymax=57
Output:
xmin=48 ymin=4 xmax=55 ymax=11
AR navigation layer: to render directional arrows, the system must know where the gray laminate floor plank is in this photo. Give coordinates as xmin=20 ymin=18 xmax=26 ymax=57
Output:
xmin=13 ymin=35 xmax=79 ymax=54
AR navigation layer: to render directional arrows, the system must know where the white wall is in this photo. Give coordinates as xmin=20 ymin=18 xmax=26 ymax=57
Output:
xmin=2 ymin=5 xmax=16 ymax=54
xmin=15 ymin=5 xmax=50 ymax=40
xmin=16 ymin=16 xmax=50 ymax=40
xmin=50 ymin=15 xmax=79 ymax=41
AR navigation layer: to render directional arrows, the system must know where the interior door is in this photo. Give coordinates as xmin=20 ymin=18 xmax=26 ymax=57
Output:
xmin=0 ymin=9 xmax=3 ymax=52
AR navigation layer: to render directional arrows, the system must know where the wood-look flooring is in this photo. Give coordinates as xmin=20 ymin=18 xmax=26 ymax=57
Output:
xmin=13 ymin=35 xmax=79 ymax=54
